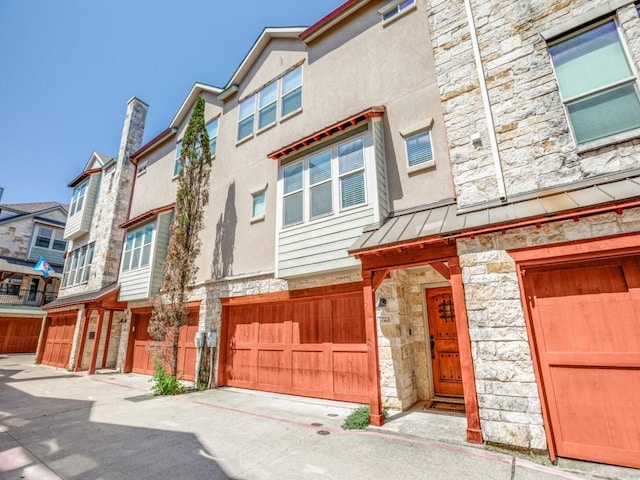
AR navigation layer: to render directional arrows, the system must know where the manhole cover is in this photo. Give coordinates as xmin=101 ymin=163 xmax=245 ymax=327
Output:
xmin=327 ymin=413 xmax=338 ymax=417
xmin=317 ymin=430 xmax=330 ymax=436
xmin=311 ymin=423 xmax=323 ymax=427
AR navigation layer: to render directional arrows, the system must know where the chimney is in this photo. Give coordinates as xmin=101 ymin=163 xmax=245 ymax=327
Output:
xmin=117 ymin=97 xmax=149 ymax=164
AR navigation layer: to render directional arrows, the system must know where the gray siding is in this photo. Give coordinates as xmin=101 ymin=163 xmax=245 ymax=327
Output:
xmin=278 ymin=205 xmax=372 ymax=278
xmin=373 ymin=118 xmax=389 ymax=220
xmin=28 ymin=246 xmax=65 ymax=266
xmin=150 ymin=211 xmax=173 ymax=296
xmin=63 ymin=174 xmax=101 ymax=240
xmin=118 ymin=265 xmax=151 ymax=301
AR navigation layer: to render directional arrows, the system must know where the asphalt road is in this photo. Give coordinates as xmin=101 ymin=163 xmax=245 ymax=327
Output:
xmin=0 ymin=355 xmax=632 ymax=480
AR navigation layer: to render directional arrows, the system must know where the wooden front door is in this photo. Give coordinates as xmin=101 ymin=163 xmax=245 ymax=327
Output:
xmin=131 ymin=312 xmax=154 ymax=376
xmin=523 ymin=256 xmax=640 ymax=469
xmin=427 ymin=287 xmax=463 ymax=397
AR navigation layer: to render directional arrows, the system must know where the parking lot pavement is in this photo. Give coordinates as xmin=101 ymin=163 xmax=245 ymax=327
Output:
xmin=1 ymin=355 xmax=636 ymax=480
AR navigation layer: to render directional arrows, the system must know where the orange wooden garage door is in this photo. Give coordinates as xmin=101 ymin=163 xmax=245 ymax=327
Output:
xmin=221 ymin=293 xmax=369 ymax=403
xmin=523 ymin=256 xmax=640 ymax=469
xmin=130 ymin=310 xmax=197 ymax=380
xmin=41 ymin=315 xmax=76 ymax=368
xmin=0 ymin=317 xmax=42 ymax=353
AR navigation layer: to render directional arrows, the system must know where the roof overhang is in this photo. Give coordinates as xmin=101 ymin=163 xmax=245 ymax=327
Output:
xmin=43 ymin=283 xmax=125 ymax=311
xmin=130 ymin=128 xmax=174 ymax=162
xmin=169 ymin=83 xmax=223 ymax=130
xmin=300 ymin=0 xmax=372 ymax=43
xmin=119 ymin=204 xmax=174 ymax=230
xmin=218 ymin=27 xmax=306 ymax=101
xmin=350 ymin=172 xmax=640 ymax=257
xmin=268 ymin=106 xmax=385 ymax=161
xmin=68 ymin=168 xmax=102 ymax=188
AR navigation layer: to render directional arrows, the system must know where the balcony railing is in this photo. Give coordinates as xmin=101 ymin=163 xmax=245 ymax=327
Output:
xmin=0 ymin=288 xmax=58 ymax=307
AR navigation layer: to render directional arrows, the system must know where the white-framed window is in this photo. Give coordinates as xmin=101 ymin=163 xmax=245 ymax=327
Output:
xmin=121 ymin=223 xmax=155 ymax=272
xmin=69 ymin=181 xmax=87 ymax=216
xmin=173 ymin=141 xmax=183 ymax=177
xmin=379 ymin=0 xmax=416 ymax=22
xmin=258 ymin=82 xmax=278 ymax=130
xmin=251 ymin=189 xmax=266 ymax=220
xmin=33 ymin=226 xmax=66 ymax=251
xmin=549 ymin=19 xmax=640 ymax=145
xmin=280 ymin=135 xmax=367 ymax=228
xmin=206 ymin=118 xmax=219 ymax=156
xmin=237 ymin=95 xmax=256 ymax=141
xmin=137 ymin=159 xmax=148 ymax=176
xmin=62 ymin=243 xmax=94 ymax=287
xmin=281 ymin=66 xmax=302 ymax=117
xmin=404 ymin=129 xmax=434 ymax=169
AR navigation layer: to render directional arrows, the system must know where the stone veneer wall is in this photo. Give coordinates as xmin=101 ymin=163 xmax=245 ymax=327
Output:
xmin=457 ymin=207 xmax=640 ymax=449
xmin=426 ymin=0 xmax=640 ymax=208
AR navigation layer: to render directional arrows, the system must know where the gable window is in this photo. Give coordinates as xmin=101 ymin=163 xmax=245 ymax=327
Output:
xmin=280 ymin=134 xmax=367 ymax=228
xmin=34 ymin=226 xmax=66 ymax=251
xmin=173 ymin=141 xmax=183 ymax=177
xmin=379 ymin=0 xmax=416 ymax=22
xmin=62 ymin=243 xmax=94 ymax=287
xmin=137 ymin=159 xmax=148 ymax=176
xmin=251 ymin=189 xmax=266 ymax=220
xmin=258 ymin=82 xmax=278 ymax=130
xmin=238 ymin=96 xmax=256 ymax=141
xmin=69 ymin=181 xmax=87 ymax=216
xmin=405 ymin=129 xmax=434 ymax=169
xmin=549 ymin=20 xmax=640 ymax=145
xmin=281 ymin=67 xmax=302 ymax=117
xmin=122 ymin=223 xmax=155 ymax=272
xmin=206 ymin=118 xmax=219 ymax=156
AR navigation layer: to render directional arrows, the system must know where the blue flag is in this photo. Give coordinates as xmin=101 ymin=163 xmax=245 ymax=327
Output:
xmin=33 ymin=257 xmax=52 ymax=279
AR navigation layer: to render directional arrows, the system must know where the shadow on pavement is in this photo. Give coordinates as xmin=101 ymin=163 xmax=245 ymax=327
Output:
xmin=0 ymin=362 xmax=236 ymax=480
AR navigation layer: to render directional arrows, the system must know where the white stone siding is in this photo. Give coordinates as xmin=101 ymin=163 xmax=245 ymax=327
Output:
xmin=457 ymin=206 xmax=640 ymax=449
xmin=426 ymin=0 xmax=640 ymax=208
xmin=0 ymin=217 xmax=33 ymax=259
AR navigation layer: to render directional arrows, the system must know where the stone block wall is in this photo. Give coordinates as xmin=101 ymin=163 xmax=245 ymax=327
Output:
xmin=457 ymin=206 xmax=640 ymax=449
xmin=0 ymin=217 xmax=32 ymax=258
xmin=426 ymin=0 xmax=640 ymax=208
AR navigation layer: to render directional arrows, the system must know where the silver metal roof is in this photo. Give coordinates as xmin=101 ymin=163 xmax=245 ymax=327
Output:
xmin=350 ymin=172 xmax=640 ymax=253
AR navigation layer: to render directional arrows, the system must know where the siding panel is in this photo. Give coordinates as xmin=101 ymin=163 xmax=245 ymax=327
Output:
xmin=150 ymin=212 xmax=173 ymax=296
xmin=119 ymin=266 xmax=152 ymax=301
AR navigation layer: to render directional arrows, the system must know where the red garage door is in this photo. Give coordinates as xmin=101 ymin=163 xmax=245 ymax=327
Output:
xmin=523 ymin=256 xmax=640 ymax=469
xmin=0 ymin=317 xmax=42 ymax=353
xmin=41 ymin=315 xmax=76 ymax=368
xmin=221 ymin=292 xmax=369 ymax=403
xmin=130 ymin=310 xmax=197 ymax=381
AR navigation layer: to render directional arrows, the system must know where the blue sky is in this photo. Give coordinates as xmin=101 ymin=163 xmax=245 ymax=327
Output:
xmin=0 ymin=1 xmax=343 ymax=205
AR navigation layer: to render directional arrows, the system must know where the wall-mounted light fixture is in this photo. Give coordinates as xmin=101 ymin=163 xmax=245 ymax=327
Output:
xmin=376 ymin=297 xmax=387 ymax=308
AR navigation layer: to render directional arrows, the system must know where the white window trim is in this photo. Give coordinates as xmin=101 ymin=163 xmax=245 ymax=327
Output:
xmin=400 ymin=119 xmax=436 ymax=174
xmin=548 ymin=17 xmax=640 ymax=148
xmin=257 ymin=82 xmax=278 ymax=132
xmin=280 ymin=66 xmax=304 ymax=121
xmin=237 ymin=95 xmax=256 ymax=143
xmin=62 ymin=243 xmax=94 ymax=287
xmin=69 ymin=181 xmax=88 ymax=216
xmin=250 ymin=185 xmax=268 ymax=223
xmin=137 ymin=159 xmax=148 ymax=176
xmin=173 ymin=141 xmax=183 ymax=179
xmin=279 ymin=134 xmax=369 ymax=229
xmin=121 ymin=222 xmax=156 ymax=273
xmin=206 ymin=116 xmax=220 ymax=159
xmin=379 ymin=0 xmax=417 ymax=25
xmin=31 ymin=225 xmax=66 ymax=252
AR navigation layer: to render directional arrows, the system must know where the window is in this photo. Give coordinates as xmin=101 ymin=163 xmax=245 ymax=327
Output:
xmin=206 ymin=118 xmax=219 ymax=156
xmin=258 ymin=82 xmax=277 ymax=130
xmin=238 ymin=96 xmax=255 ymax=141
xmin=380 ymin=0 xmax=415 ymax=21
xmin=281 ymin=135 xmax=367 ymax=228
xmin=173 ymin=141 xmax=183 ymax=177
xmin=405 ymin=129 xmax=434 ymax=168
xmin=281 ymin=67 xmax=302 ymax=117
xmin=62 ymin=243 xmax=94 ymax=287
xmin=122 ymin=223 xmax=155 ymax=272
xmin=137 ymin=159 xmax=148 ymax=176
xmin=251 ymin=190 xmax=266 ymax=220
xmin=33 ymin=226 xmax=66 ymax=251
xmin=69 ymin=181 xmax=87 ymax=216
xmin=549 ymin=20 xmax=640 ymax=145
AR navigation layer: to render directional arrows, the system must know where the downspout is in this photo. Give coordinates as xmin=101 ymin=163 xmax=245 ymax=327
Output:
xmin=463 ymin=0 xmax=507 ymax=201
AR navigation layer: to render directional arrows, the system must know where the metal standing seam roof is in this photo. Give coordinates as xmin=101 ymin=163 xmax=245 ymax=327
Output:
xmin=43 ymin=283 xmax=119 ymax=310
xmin=350 ymin=173 xmax=640 ymax=253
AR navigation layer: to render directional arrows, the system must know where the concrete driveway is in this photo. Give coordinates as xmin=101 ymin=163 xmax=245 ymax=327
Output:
xmin=0 ymin=354 xmax=635 ymax=480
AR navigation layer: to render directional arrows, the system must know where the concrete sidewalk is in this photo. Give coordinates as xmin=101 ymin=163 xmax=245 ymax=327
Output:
xmin=0 ymin=355 xmax=637 ymax=480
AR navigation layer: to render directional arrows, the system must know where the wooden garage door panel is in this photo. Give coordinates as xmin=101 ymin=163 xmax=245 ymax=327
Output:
xmin=42 ymin=316 xmax=75 ymax=368
xmin=224 ymin=293 xmax=368 ymax=402
xmin=526 ymin=256 xmax=640 ymax=468
xmin=0 ymin=318 xmax=42 ymax=353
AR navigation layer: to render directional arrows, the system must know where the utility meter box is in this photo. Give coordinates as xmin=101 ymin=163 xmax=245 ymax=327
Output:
xmin=206 ymin=329 xmax=217 ymax=347
xmin=194 ymin=331 xmax=205 ymax=348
